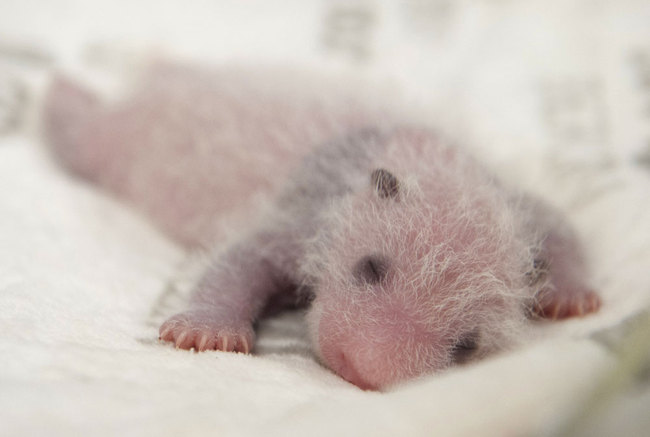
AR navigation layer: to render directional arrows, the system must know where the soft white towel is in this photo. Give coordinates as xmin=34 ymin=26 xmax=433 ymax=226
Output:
xmin=1 ymin=1 xmax=649 ymax=435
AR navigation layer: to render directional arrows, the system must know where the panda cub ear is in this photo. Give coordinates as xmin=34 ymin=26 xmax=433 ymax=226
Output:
xmin=371 ymin=168 xmax=400 ymax=199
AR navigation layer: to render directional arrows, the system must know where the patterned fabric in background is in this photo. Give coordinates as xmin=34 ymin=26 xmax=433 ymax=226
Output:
xmin=0 ymin=1 xmax=649 ymax=436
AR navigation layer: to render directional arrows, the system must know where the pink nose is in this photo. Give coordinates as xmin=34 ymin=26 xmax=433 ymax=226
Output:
xmin=331 ymin=351 xmax=377 ymax=390
xmin=317 ymin=309 xmax=419 ymax=390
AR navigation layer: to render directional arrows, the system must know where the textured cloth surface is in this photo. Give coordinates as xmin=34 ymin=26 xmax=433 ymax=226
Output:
xmin=1 ymin=1 xmax=650 ymax=436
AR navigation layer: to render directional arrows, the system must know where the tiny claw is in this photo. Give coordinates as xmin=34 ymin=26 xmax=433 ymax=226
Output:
xmin=222 ymin=337 xmax=229 ymax=351
xmin=160 ymin=326 xmax=173 ymax=340
xmin=240 ymin=337 xmax=249 ymax=354
xmin=175 ymin=331 xmax=188 ymax=348
xmin=573 ymin=301 xmax=584 ymax=317
xmin=197 ymin=334 xmax=209 ymax=351
xmin=588 ymin=293 xmax=602 ymax=312
xmin=550 ymin=303 xmax=561 ymax=319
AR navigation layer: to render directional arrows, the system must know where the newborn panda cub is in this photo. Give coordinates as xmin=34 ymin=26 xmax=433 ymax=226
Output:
xmin=43 ymin=61 xmax=601 ymax=390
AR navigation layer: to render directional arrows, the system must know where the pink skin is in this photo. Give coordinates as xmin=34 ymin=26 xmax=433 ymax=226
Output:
xmin=42 ymin=62 xmax=600 ymax=390
xmin=309 ymin=211 xmax=600 ymax=389
xmin=44 ymin=64 xmax=376 ymax=247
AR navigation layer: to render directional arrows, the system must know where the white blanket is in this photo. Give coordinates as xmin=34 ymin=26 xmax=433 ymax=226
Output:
xmin=1 ymin=1 xmax=650 ymax=435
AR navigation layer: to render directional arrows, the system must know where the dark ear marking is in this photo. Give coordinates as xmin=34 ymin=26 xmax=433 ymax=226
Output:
xmin=371 ymin=168 xmax=400 ymax=199
xmin=451 ymin=330 xmax=480 ymax=364
xmin=353 ymin=254 xmax=390 ymax=285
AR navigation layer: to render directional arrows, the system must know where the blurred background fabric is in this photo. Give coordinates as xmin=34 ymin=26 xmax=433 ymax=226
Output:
xmin=1 ymin=1 xmax=649 ymax=436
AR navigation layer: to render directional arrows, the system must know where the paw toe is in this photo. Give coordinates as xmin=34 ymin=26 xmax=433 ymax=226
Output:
xmin=159 ymin=325 xmax=174 ymax=342
xmin=238 ymin=336 xmax=250 ymax=354
xmin=175 ymin=329 xmax=199 ymax=350
xmin=196 ymin=333 xmax=213 ymax=351
xmin=584 ymin=291 xmax=602 ymax=314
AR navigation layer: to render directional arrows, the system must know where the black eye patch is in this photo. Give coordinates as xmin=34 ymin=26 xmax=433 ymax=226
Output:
xmin=371 ymin=168 xmax=400 ymax=199
xmin=451 ymin=330 xmax=480 ymax=364
xmin=526 ymin=257 xmax=549 ymax=286
xmin=353 ymin=254 xmax=390 ymax=285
